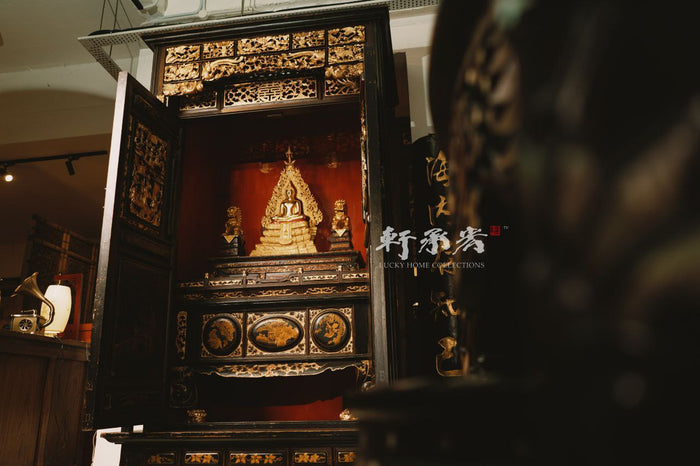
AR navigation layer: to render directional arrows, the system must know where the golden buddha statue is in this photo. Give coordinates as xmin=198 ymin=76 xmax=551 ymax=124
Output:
xmin=250 ymin=149 xmax=321 ymax=256
xmin=274 ymin=184 xmax=305 ymax=224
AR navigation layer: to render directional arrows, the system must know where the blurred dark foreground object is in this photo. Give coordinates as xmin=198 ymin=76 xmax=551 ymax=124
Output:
xmin=350 ymin=1 xmax=700 ymax=465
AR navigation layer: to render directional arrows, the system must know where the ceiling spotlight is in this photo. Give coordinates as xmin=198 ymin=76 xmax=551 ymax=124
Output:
xmin=1 ymin=165 xmax=13 ymax=182
xmin=65 ymin=158 xmax=76 ymax=176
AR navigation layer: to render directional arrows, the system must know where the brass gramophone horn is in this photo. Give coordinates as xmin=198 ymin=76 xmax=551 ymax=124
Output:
xmin=12 ymin=272 xmax=55 ymax=329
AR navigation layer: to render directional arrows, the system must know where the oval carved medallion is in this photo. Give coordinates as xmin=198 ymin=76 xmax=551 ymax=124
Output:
xmin=312 ymin=311 xmax=350 ymax=352
xmin=250 ymin=316 xmax=302 ymax=352
xmin=202 ymin=315 xmax=241 ymax=356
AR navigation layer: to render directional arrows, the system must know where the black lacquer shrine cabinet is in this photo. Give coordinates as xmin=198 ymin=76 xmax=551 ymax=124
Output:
xmin=83 ymin=6 xmax=399 ymax=466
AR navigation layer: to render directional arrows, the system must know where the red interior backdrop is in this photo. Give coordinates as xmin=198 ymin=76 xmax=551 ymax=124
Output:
xmin=177 ymin=103 xmax=365 ymax=279
xmin=175 ymin=103 xmax=365 ymax=420
xmin=228 ymin=158 xmax=365 ymax=258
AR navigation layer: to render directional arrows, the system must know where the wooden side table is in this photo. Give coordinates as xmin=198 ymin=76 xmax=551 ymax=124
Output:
xmin=0 ymin=330 xmax=90 ymax=465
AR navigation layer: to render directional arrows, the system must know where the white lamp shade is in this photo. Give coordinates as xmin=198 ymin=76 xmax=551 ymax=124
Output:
xmin=40 ymin=284 xmax=72 ymax=337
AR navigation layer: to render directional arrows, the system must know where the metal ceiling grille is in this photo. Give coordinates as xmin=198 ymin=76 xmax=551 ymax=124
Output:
xmin=389 ymin=0 xmax=439 ymax=9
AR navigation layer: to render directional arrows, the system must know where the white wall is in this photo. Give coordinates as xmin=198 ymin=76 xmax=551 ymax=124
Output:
xmin=390 ymin=8 xmax=437 ymax=142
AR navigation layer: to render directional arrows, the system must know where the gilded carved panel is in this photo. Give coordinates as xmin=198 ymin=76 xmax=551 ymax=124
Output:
xmin=325 ymin=63 xmax=364 ymax=96
xmin=159 ymin=24 xmax=365 ymax=104
xmin=202 ymin=50 xmax=325 ymax=82
xmin=164 ymin=63 xmax=200 ymax=82
xmin=184 ymin=453 xmax=219 ymax=464
xmin=223 ymin=77 xmax=317 ymax=107
xmin=163 ymin=81 xmax=204 ymax=96
xmin=230 ymin=453 xmax=285 ymax=464
xmin=165 ymin=44 xmax=200 ymax=63
xmin=294 ymin=452 xmax=327 ymax=463
xmin=328 ymin=44 xmax=364 ymax=64
xmin=328 ymin=26 xmax=365 ymax=45
xmin=125 ymin=117 xmax=168 ymax=228
xmin=238 ymin=34 xmax=290 ymax=54
xmin=202 ymin=40 xmax=235 ymax=59
xmin=292 ymin=30 xmax=325 ymax=49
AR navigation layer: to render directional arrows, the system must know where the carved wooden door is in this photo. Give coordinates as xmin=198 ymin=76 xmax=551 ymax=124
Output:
xmin=83 ymin=72 xmax=182 ymax=429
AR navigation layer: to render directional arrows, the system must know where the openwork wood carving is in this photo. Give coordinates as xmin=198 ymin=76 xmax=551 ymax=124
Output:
xmin=202 ymin=50 xmax=325 ymax=81
xmin=328 ymin=26 xmax=365 ymax=45
xmin=159 ymin=25 xmax=365 ymax=103
xmin=165 ymin=44 xmax=200 ymax=63
xmin=329 ymin=44 xmax=364 ymax=64
xmin=202 ymin=41 xmax=235 ymax=59
xmin=325 ymin=63 xmax=364 ymax=97
xmin=223 ymin=77 xmax=317 ymax=107
xmin=164 ymin=63 xmax=200 ymax=82
xmin=179 ymin=90 xmax=217 ymax=111
xmin=123 ymin=116 xmax=168 ymax=229
xmin=292 ymin=30 xmax=325 ymax=49
xmin=238 ymin=34 xmax=290 ymax=54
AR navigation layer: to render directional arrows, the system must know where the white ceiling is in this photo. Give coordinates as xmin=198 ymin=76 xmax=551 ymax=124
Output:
xmin=0 ymin=0 xmax=142 ymax=73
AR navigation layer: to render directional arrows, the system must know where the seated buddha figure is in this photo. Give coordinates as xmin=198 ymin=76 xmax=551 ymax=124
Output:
xmin=251 ymin=182 xmax=318 ymax=256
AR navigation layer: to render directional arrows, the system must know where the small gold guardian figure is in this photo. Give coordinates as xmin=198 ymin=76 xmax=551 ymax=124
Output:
xmin=328 ymin=199 xmax=353 ymax=251
xmin=220 ymin=205 xmax=244 ymax=256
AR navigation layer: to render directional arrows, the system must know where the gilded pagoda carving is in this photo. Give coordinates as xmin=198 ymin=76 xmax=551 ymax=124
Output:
xmin=250 ymin=148 xmax=321 ymax=256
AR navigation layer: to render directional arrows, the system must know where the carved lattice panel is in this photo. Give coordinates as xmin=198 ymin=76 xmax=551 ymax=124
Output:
xmin=179 ymin=90 xmax=218 ymax=111
xmin=223 ymin=77 xmax=317 ymax=107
